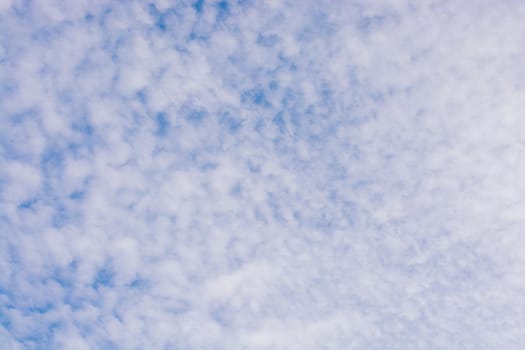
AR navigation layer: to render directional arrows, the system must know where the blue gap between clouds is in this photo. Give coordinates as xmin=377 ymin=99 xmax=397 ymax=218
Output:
xmin=93 ymin=267 xmax=114 ymax=289
xmin=156 ymin=112 xmax=170 ymax=136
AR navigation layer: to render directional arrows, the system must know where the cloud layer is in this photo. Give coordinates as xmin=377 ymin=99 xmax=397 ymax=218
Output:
xmin=2 ymin=0 xmax=525 ymax=349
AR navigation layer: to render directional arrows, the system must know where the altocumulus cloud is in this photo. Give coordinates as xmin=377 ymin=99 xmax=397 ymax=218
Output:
xmin=1 ymin=0 xmax=525 ymax=349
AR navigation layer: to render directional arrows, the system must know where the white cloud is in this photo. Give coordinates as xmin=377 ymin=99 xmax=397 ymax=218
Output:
xmin=1 ymin=0 xmax=525 ymax=348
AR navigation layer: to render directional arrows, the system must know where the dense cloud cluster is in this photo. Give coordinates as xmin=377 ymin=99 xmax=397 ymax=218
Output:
xmin=1 ymin=0 xmax=525 ymax=348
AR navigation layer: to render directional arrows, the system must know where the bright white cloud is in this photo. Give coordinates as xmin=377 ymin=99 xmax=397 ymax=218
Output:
xmin=1 ymin=0 xmax=525 ymax=349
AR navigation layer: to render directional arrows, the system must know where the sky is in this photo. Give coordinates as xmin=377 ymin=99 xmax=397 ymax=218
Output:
xmin=1 ymin=0 xmax=525 ymax=349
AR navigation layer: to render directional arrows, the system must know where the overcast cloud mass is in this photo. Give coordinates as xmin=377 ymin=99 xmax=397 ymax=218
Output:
xmin=1 ymin=0 xmax=525 ymax=349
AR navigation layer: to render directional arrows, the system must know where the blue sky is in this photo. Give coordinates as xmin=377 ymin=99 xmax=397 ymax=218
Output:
xmin=2 ymin=0 xmax=525 ymax=349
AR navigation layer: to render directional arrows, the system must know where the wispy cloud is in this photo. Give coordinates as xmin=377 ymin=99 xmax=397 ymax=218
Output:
xmin=1 ymin=0 xmax=525 ymax=348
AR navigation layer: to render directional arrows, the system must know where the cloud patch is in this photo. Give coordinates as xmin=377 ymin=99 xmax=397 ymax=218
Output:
xmin=2 ymin=0 xmax=525 ymax=349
